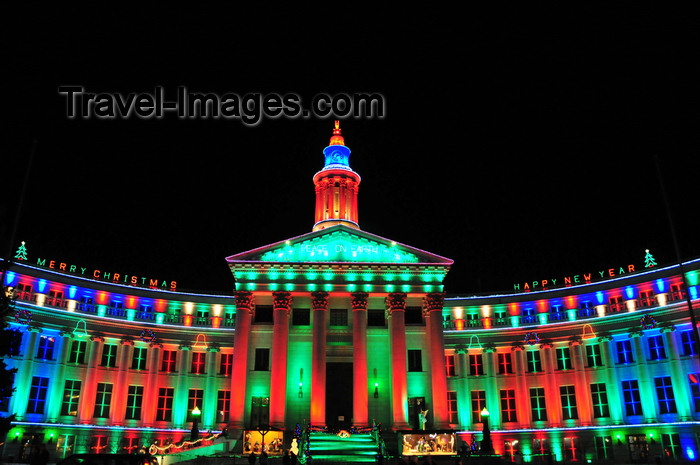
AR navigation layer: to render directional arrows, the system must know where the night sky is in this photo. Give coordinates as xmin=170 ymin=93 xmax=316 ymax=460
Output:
xmin=3 ymin=5 xmax=699 ymax=296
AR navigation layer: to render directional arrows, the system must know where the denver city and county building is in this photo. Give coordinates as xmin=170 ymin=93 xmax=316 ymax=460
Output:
xmin=2 ymin=123 xmax=699 ymax=464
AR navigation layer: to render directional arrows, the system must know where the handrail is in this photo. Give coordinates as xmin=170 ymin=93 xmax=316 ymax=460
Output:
xmin=296 ymin=422 xmax=311 ymax=464
xmin=372 ymin=420 xmax=389 ymax=463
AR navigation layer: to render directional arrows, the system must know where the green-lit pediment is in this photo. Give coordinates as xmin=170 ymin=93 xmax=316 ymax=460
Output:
xmin=226 ymin=225 xmax=453 ymax=266
xmin=260 ymin=229 xmax=419 ymax=263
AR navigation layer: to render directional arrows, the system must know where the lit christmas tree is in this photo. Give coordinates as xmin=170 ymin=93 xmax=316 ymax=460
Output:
xmin=644 ymin=249 xmax=657 ymax=268
xmin=14 ymin=241 xmax=27 ymax=261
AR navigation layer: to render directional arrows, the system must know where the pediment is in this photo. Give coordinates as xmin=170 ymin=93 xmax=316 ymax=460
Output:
xmin=226 ymin=225 xmax=453 ymax=266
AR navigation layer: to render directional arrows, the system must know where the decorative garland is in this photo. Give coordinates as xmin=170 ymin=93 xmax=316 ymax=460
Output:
xmin=140 ymin=329 xmax=157 ymax=343
xmin=308 ymin=424 xmax=374 ymax=435
xmin=148 ymin=430 xmax=224 ymax=455
xmin=641 ymin=314 xmax=657 ymax=330
xmin=14 ymin=309 xmax=32 ymax=326
xmin=524 ymin=331 xmax=540 ymax=346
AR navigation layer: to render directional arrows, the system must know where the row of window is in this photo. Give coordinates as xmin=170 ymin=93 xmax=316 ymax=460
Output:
xmin=15 ymin=433 xmax=153 ymax=460
xmin=444 ymin=286 xmax=687 ymax=329
xmin=26 ymin=377 xmax=232 ymax=423
xmin=32 ymin=337 xmax=437 ymax=374
xmin=18 ymin=430 xmax=687 ymax=463
xmin=15 ymin=284 xmax=419 ymax=327
xmin=444 ymin=332 xmax=697 ymax=377
xmin=497 ymin=434 xmax=683 ymax=462
xmin=447 ymin=375 xmax=700 ymax=427
xmin=27 ymin=374 xmax=696 ymax=424
xmin=34 ymin=336 xmax=234 ymax=374
xmin=31 ymin=332 xmax=697 ymax=380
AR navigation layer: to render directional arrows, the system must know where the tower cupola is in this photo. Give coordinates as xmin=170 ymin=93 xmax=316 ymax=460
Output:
xmin=313 ymin=121 xmax=361 ymax=231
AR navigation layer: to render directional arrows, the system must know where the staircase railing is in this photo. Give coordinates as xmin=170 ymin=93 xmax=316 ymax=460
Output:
xmin=371 ymin=420 xmax=388 ymax=463
xmin=296 ymin=422 xmax=312 ymax=464
xmin=296 ymin=421 xmax=388 ymax=464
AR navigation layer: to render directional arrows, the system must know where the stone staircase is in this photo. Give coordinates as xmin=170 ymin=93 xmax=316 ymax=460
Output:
xmin=307 ymin=431 xmax=380 ymax=463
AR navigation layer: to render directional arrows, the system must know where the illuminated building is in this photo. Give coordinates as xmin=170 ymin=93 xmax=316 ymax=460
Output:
xmin=1 ymin=123 xmax=699 ymax=463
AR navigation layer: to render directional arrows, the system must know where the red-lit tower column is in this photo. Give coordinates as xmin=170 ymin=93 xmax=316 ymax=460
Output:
xmin=351 ymin=292 xmax=369 ymax=426
xmin=424 ymin=293 xmax=450 ymax=429
xmin=311 ymin=291 xmax=329 ymax=425
xmin=230 ymin=291 xmax=255 ymax=430
xmin=270 ymin=291 xmax=292 ymax=428
xmin=386 ymin=293 xmax=410 ymax=430
xmin=313 ymin=121 xmax=361 ymax=231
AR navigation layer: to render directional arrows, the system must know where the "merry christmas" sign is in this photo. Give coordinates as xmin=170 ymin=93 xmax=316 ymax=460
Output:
xmin=34 ymin=257 xmax=177 ymax=291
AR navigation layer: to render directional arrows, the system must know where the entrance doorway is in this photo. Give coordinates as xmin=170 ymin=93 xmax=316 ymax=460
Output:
xmin=326 ymin=362 xmax=353 ymax=429
xmin=627 ymin=434 xmax=649 ymax=463
xmin=408 ymin=397 xmax=427 ymax=430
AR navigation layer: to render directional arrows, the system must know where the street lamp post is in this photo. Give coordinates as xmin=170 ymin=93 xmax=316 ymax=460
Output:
xmin=190 ymin=405 xmax=201 ymax=441
xmin=480 ymin=407 xmax=494 ymax=455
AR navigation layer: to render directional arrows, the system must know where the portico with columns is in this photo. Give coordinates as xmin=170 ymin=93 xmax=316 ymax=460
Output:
xmin=224 ymin=122 xmax=453 ymax=433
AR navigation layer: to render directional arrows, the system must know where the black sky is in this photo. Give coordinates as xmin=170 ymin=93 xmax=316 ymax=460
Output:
xmin=3 ymin=5 xmax=700 ymax=296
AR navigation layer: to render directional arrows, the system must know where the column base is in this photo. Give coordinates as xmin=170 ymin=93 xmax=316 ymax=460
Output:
xmin=391 ymin=422 xmax=411 ymax=431
xmin=431 ymin=422 xmax=452 ymax=430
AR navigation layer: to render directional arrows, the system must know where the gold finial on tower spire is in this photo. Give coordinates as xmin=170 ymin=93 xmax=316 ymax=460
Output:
xmin=329 ymin=120 xmax=345 ymax=146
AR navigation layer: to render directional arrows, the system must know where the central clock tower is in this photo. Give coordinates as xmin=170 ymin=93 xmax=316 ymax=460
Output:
xmin=312 ymin=121 xmax=361 ymax=231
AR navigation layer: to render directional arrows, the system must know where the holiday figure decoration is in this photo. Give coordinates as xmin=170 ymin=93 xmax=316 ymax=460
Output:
xmin=14 ymin=241 xmax=27 ymax=261
xmin=418 ymin=409 xmax=428 ymax=430
xmin=644 ymin=249 xmax=657 ymax=268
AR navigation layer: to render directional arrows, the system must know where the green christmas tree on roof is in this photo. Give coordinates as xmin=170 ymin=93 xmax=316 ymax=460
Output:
xmin=14 ymin=242 xmax=27 ymax=261
xmin=644 ymin=249 xmax=657 ymax=268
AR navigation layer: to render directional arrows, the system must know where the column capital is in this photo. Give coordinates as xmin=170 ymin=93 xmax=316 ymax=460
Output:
xmin=422 ymin=292 xmax=445 ymax=315
xmin=351 ymin=292 xmax=369 ymax=311
xmin=568 ymin=335 xmax=582 ymax=347
xmin=658 ymin=323 xmax=676 ymax=333
xmin=179 ymin=342 xmax=192 ymax=351
xmin=90 ymin=335 xmax=105 ymax=343
xmin=207 ymin=342 xmax=221 ymax=353
xmin=120 ymin=336 xmax=135 ymax=346
xmin=454 ymin=344 xmax=468 ymax=354
xmin=539 ymin=340 xmax=554 ymax=349
xmin=273 ymin=291 xmax=293 ymax=313
xmin=59 ymin=328 xmax=74 ymax=338
xmin=234 ymin=291 xmax=255 ymax=313
xmin=597 ymin=332 xmax=613 ymax=343
xmin=311 ymin=291 xmax=329 ymax=310
xmin=483 ymin=342 xmax=497 ymax=353
xmin=511 ymin=341 xmax=525 ymax=351
xmin=628 ymin=330 xmax=645 ymax=339
xmin=385 ymin=292 xmax=407 ymax=315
